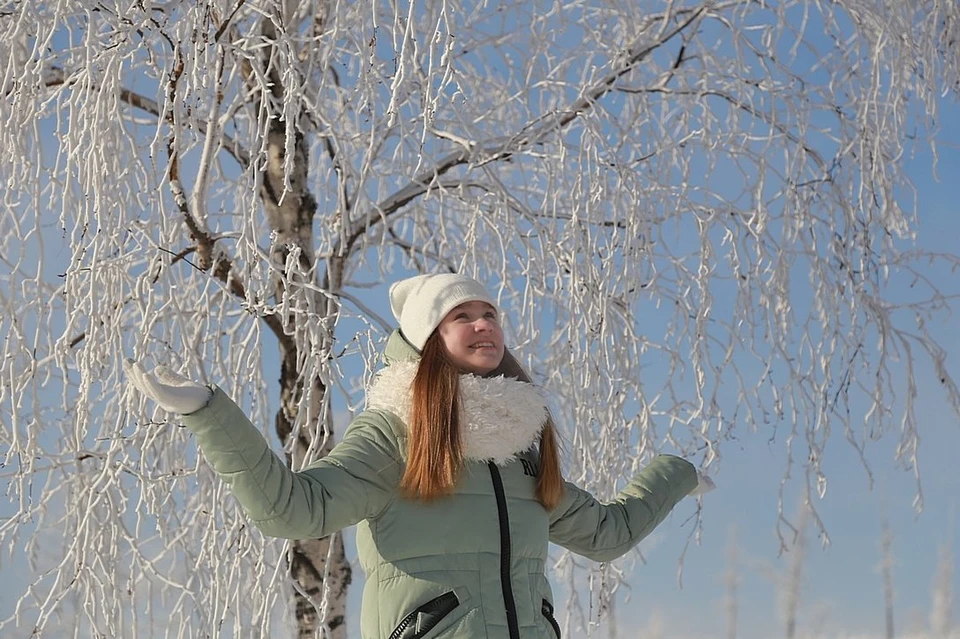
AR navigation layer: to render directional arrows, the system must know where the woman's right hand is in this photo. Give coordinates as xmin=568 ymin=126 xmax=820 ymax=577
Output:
xmin=124 ymin=358 xmax=213 ymax=415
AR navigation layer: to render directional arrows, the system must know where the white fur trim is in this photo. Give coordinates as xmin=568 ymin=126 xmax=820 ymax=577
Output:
xmin=366 ymin=360 xmax=547 ymax=465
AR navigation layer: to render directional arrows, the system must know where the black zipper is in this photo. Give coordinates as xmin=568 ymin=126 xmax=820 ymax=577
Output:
xmin=542 ymin=599 xmax=561 ymax=638
xmin=388 ymin=591 xmax=460 ymax=639
xmin=488 ymin=462 xmax=521 ymax=639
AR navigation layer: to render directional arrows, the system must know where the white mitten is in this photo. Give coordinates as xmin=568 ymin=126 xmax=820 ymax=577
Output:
xmin=689 ymin=470 xmax=716 ymax=496
xmin=124 ymin=358 xmax=212 ymax=415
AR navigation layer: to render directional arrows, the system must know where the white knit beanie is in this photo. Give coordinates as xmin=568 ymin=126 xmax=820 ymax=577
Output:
xmin=389 ymin=274 xmax=497 ymax=350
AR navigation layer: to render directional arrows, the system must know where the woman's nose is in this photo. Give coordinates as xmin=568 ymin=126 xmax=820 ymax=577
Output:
xmin=474 ymin=318 xmax=493 ymax=331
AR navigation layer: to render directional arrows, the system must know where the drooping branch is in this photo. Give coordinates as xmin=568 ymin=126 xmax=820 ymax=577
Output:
xmin=3 ymin=2 xmax=958 ymax=637
xmin=333 ymin=3 xmax=713 ymax=262
xmin=42 ymin=66 xmax=251 ymax=169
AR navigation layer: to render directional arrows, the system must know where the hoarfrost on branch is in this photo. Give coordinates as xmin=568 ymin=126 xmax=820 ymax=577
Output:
xmin=1 ymin=0 xmax=958 ymax=636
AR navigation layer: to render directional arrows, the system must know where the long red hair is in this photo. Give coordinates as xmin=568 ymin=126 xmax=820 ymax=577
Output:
xmin=399 ymin=332 xmax=565 ymax=510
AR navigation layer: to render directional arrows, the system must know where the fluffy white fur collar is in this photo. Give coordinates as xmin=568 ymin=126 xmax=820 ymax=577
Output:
xmin=366 ymin=360 xmax=547 ymax=465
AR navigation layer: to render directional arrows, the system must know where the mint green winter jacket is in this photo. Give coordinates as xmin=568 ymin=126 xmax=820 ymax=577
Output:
xmin=181 ymin=331 xmax=697 ymax=639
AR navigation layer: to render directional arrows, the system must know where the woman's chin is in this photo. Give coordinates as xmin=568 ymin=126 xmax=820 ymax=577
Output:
xmin=459 ymin=353 xmax=503 ymax=376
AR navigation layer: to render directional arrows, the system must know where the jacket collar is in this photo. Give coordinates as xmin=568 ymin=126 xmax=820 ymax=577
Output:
xmin=366 ymin=358 xmax=547 ymax=465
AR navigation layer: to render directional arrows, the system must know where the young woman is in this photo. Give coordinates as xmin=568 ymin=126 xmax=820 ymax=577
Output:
xmin=125 ymin=273 xmax=713 ymax=639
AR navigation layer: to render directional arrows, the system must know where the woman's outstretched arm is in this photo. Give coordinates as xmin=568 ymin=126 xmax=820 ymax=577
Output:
xmin=126 ymin=359 xmax=402 ymax=539
xmin=548 ymin=454 xmax=698 ymax=562
xmin=180 ymin=388 xmax=403 ymax=539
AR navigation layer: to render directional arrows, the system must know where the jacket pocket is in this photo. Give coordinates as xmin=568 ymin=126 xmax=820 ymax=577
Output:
xmin=542 ymin=599 xmax=561 ymax=638
xmin=389 ymin=591 xmax=460 ymax=639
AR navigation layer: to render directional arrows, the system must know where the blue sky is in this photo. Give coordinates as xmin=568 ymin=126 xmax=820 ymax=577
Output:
xmin=566 ymin=111 xmax=960 ymax=637
xmin=562 ymin=106 xmax=960 ymax=638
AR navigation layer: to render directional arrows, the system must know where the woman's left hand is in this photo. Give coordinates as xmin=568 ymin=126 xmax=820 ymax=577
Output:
xmin=690 ymin=470 xmax=716 ymax=496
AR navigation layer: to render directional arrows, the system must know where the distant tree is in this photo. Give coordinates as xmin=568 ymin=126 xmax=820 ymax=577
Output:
xmin=1 ymin=0 xmax=957 ymax=636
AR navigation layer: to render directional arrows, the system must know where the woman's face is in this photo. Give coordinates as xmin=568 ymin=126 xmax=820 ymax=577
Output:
xmin=437 ymin=301 xmax=505 ymax=375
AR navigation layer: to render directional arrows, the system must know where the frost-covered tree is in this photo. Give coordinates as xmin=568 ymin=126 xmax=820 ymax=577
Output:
xmin=1 ymin=0 xmax=958 ymax=637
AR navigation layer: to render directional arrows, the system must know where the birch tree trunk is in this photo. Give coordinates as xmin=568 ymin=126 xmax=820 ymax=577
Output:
xmin=252 ymin=9 xmax=350 ymax=637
